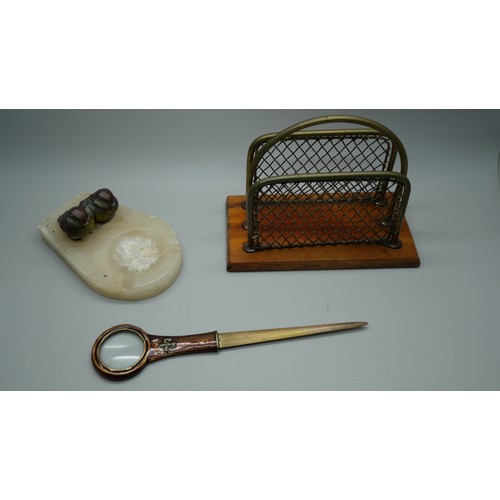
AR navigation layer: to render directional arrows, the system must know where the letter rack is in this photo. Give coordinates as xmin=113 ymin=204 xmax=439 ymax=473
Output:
xmin=226 ymin=115 xmax=420 ymax=271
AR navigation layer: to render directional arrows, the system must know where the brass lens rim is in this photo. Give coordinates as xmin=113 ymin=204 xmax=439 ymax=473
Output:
xmin=91 ymin=324 xmax=149 ymax=378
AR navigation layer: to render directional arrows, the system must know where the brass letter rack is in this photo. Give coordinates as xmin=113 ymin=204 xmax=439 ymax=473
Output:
xmin=226 ymin=115 xmax=420 ymax=271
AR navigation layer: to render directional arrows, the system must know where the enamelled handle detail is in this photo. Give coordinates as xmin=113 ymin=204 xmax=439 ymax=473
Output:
xmin=147 ymin=332 xmax=219 ymax=363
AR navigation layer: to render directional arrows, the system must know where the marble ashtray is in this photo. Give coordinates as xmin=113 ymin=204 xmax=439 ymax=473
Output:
xmin=38 ymin=193 xmax=182 ymax=300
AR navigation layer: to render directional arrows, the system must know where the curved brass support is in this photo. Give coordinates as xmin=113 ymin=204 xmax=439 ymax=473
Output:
xmin=245 ymin=115 xmax=408 ymax=193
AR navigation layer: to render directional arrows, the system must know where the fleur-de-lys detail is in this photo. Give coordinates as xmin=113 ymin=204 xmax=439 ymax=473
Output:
xmin=158 ymin=338 xmax=177 ymax=354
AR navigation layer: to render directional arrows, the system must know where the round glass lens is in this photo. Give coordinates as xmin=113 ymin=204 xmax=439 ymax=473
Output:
xmin=99 ymin=330 xmax=146 ymax=370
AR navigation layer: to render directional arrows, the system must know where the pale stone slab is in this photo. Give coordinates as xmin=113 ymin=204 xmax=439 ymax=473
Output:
xmin=38 ymin=193 xmax=182 ymax=300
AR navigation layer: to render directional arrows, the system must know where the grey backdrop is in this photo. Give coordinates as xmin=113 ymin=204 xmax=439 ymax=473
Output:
xmin=1 ymin=109 xmax=499 ymax=390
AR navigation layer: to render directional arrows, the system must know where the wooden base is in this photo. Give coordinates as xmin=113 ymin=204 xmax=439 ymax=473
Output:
xmin=226 ymin=195 xmax=420 ymax=272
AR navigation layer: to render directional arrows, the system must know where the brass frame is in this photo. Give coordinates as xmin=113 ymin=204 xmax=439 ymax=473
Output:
xmin=91 ymin=324 xmax=150 ymax=379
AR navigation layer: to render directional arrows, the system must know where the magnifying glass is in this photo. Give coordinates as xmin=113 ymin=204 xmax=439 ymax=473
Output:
xmin=92 ymin=321 xmax=368 ymax=379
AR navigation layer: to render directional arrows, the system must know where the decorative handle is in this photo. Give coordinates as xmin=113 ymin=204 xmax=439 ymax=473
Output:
xmin=146 ymin=332 xmax=219 ymax=363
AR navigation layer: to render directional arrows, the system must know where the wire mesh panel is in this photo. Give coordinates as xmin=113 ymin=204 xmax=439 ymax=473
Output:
xmin=249 ymin=133 xmax=393 ymax=185
xmin=245 ymin=173 xmax=410 ymax=251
